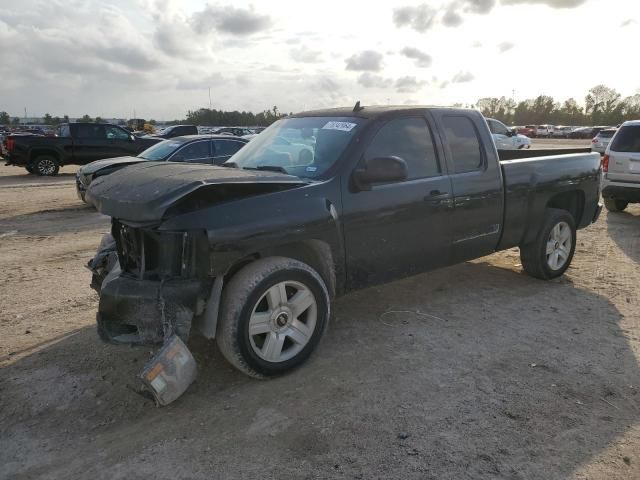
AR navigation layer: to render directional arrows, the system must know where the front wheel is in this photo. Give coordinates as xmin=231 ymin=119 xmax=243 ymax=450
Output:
xmin=604 ymin=198 xmax=628 ymax=212
xmin=216 ymin=257 xmax=330 ymax=378
xmin=520 ymin=208 xmax=576 ymax=280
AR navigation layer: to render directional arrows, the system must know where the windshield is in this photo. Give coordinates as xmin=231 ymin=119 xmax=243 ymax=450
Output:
xmin=137 ymin=140 xmax=184 ymax=161
xmin=226 ymin=116 xmax=363 ymax=178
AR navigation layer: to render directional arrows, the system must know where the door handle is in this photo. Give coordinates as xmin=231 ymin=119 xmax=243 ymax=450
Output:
xmin=428 ymin=189 xmax=447 ymax=197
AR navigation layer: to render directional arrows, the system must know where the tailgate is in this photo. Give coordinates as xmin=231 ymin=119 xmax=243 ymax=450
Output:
xmin=607 ymin=152 xmax=640 ymax=184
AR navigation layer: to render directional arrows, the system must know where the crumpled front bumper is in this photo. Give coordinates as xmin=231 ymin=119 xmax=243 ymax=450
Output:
xmin=97 ymin=274 xmax=203 ymax=344
xmin=88 ymin=232 xmax=207 ymax=345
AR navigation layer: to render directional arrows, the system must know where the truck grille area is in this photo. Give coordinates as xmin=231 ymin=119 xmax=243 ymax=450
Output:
xmin=112 ymin=220 xmax=207 ymax=280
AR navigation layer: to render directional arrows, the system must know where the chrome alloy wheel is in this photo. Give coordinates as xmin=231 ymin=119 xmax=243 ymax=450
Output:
xmin=37 ymin=158 xmax=57 ymax=175
xmin=546 ymin=221 xmax=572 ymax=270
xmin=248 ymin=281 xmax=317 ymax=363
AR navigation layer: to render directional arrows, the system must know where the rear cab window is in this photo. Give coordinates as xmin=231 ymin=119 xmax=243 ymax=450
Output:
xmin=365 ymin=117 xmax=441 ymax=180
xmin=442 ymin=116 xmax=484 ymax=173
xmin=610 ymin=125 xmax=640 ymax=152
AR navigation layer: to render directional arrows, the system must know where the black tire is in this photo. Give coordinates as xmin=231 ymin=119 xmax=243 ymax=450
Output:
xmin=603 ymin=198 xmax=628 ymax=212
xmin=216 ymin=257 xmax=330 ymax=378
xmin=520 ymin=208 xmax=576 ymax=280
xmin=33 ymin=156 xmax=60 ymax=176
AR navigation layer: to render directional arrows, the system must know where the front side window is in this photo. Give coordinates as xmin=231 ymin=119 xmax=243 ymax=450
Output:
xmin=488 ymin=119 xmax=509 ymax=135
xmin=171 ymin=141 xmax=210 ymax=161
xmin=365 ymin=117 xmax=440 ymax=179
xmin=442 ymin=116 xmax=483 ymax=174
xmin=105 ymin=125 xmax=130 ymax=140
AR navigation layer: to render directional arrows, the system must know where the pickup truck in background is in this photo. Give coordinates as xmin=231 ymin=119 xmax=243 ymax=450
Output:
xmin=86 ymin=105 xmax=602 ymax=401
xmin=486 ymin=117 xmax=531 ymax=149
xmin=4 ymin=123 xmax=162 ymax=175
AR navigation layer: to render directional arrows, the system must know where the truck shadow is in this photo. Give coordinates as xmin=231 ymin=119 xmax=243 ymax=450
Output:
xmin=1 ymin=261 xmax=638 ymax=479
xmin=607 ymin=205 xmax=640 ymax=265
xmin=0 ymin=205 xmax=108 ymax=236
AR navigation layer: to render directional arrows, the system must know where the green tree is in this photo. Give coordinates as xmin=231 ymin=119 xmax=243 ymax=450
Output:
xmin=94 ymin=116 xmax=103 ymax=123
xmin=585 ymin=85 xmax=621 ymax=125
xmin=63 ymin=115 xmax=69 ymax=123
xmin=52 ymin=116 xmax=61 ymax=126
xmin=0 ymin=111 xmax=10 ymax=124
xmin=43 ymin=113 xmax=53 ymax=125
xmin=80 ymin=114 xmax=92 ymax=122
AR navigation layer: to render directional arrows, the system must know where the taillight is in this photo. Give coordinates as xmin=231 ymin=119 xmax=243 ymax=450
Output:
xmin=7 ymin=137 xmax=14 ymax=152
xmin=601 ymin=154 xmax=609 ymax=172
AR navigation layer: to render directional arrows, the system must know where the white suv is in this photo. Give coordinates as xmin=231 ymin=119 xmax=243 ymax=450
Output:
xmin=601 ymin=120 xmax=640 ymax=212
xmin=486 ymin=118 xmax=532 ymax=150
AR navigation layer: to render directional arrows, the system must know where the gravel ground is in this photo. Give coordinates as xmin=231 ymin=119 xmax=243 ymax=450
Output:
xmin=0 ymin=155 xmax=639 ymax=480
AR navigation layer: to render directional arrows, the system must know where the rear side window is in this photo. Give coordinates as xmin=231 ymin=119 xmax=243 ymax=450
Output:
xmin=365 ymin=117 xmax=440 ymax=179
xmin=610 ymin=126 xmax=640 ymax=152
xmin=215 ymin=140 xmax=245 ymax=157
xmin=172 ymin=141 xmax=210 ymax=161
xmin=442 ymin=116 xmax=483 ymax=173
xmin=598 ymin=130 xmax=616 ymax=138
xmin=75 ymin=124 xmax=105 ymax=139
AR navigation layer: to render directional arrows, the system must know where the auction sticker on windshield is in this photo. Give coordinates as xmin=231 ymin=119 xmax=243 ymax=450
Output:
xmin=322 ymin=121 xmax=357 ymax=132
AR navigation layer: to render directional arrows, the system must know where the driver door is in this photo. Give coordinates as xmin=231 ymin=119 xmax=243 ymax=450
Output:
xmin=341 ymin=115 xmax=454 ymax=289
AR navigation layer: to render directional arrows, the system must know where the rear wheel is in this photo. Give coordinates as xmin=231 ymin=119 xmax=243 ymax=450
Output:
xmin=33 ymin=156 xmax=60 ymax=176
xmin=603 ymin=198 xmax=628 ymax=212
xmin=520 ymin=208 xmax=576 ymax=280
xmin=216 ymin=257 xmax=330 ymax=378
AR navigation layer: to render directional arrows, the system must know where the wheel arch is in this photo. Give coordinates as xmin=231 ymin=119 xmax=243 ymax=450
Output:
xmin=30 ymin=149 xmax=61 ymax=164
xmin=223 ymin=239 xmax=338 ymax=300
xmin=546 ymin=190 xmax=585 ymax=225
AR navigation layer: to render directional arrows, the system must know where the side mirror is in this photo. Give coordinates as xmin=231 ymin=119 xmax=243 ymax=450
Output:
xmin=507 ymin=129 xmax=515 ymax=137
xmin=129 ymin=134 xmax=136 ymax=141
xmin=353 ymin=156 xmax=408 ymax=191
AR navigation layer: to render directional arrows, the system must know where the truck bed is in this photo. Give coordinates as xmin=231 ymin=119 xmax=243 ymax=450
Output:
xmin=498 ymin=152 xmax=601 ymax=250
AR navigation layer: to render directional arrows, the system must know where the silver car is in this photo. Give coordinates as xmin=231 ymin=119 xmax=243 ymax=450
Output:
xmin=591 ymin=128 xmax=616 ymax=154
xmin=601 ymin=120 xmax=640 ymax=212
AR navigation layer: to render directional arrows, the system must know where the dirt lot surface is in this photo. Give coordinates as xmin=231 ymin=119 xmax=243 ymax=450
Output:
xmin=1 ymin=153 xmax=639 ymax=479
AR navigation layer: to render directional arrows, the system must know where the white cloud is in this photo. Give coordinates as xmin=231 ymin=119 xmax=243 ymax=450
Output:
xmin=400 ymin=47 xmax=432 ymax=68
xmin=345 ymin=51 xmax=384 ymax=71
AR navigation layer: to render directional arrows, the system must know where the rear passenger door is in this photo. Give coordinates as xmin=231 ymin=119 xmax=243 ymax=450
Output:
xmin=212 ymin=139 xmax=246 ymax=165
xmin=342 ymin=115 xmax=454 ymax=288
xmin=431 ymin=112 xmax=504 ymax=263
xmin=71 ymin=124 xmax=110 ymax=164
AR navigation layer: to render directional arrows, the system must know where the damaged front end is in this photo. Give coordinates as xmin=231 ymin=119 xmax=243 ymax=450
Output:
xmin=90 ymin=220 xmax=211 ymax=345
xmin=88 ymin=221 xmax=210 ymax=405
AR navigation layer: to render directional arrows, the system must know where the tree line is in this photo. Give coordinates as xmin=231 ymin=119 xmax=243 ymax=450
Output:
xmin=0 ymin=106 xmax=288 ymax=128
xmin=476 ymin=85 xmax=640 ymax=126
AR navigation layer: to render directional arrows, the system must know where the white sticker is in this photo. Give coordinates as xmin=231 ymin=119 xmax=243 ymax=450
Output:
xmin=306 ymin=166 xmax=317 ymax=172
xmin=322 ymin=121 xmax=357 ymax=132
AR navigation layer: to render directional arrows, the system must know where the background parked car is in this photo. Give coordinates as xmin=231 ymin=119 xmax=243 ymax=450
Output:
xmin=535 ymin=125 xmax=554 ymax=138
xmin=516 ymin=125 xmax=537 ymax=137
xmin=601 ymin=120 xmax=640 ymax=212
xmin=75 ymin=135 xmax=248 ymax=201
xmin=214 ymin=127 xmax=256 ymax=136
xmin=552 ymin=126 xmax=573 ymax=138
xmin=154 ymin=125 xmax=198 ymax=139
xmin=591 ymin=128 xmax=617 ymax=154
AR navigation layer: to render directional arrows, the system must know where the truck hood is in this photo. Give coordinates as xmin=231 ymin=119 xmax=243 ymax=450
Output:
xmin=86 ymin=161 xmax=308 ymax=223
xmin=80 ymin=156 xmax=145 ymax=176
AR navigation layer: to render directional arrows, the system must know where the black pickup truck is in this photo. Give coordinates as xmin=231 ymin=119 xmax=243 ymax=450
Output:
xmin=4 ymin=123 xmax=162 ymax=175
xmin=87 ymin=106 xmax=602 ymax=391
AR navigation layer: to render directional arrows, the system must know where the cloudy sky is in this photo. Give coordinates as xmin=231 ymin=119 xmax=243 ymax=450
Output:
xmin=0 ymin=0 xmax=637 ymax=120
